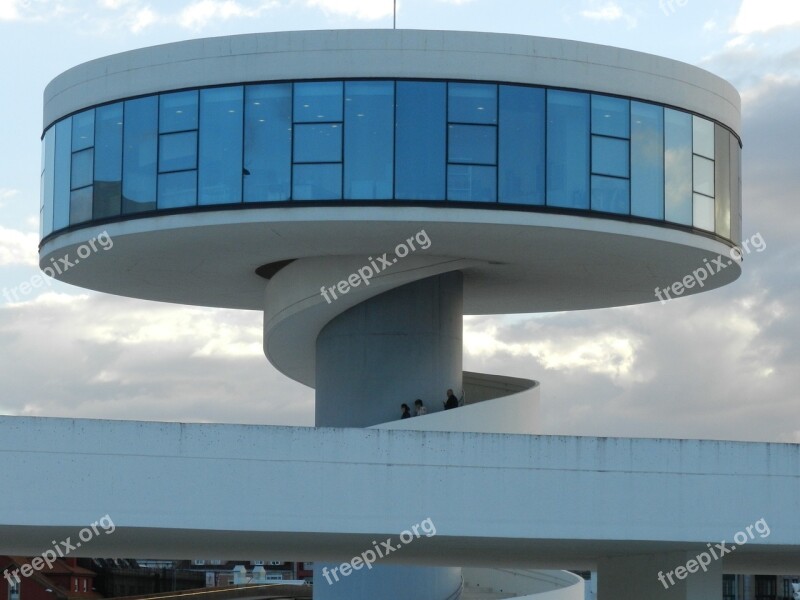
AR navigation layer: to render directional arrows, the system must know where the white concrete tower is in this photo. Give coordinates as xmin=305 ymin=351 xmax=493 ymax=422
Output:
xmin=19 ymin=29 xmax=795 ymax=600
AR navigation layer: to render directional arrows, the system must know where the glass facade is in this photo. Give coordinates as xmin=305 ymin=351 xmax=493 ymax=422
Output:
xmin=40 ymin=79 xmax=742 ymax=245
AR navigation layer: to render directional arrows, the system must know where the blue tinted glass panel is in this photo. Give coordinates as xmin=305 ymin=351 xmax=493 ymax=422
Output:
xmin=244 ymin=84 xmax=291 ymax=202
xmin=591 ymin=175 xmax=629 ymax=214
xmin=592 ymin=136 xmax=629 ymax=177
xmin=159 ymin=132 xmax=197 ymax=172
xmin=71 ymin=109 xmax=94 ymax=151
xmin=344 ymin=81 xmax=394 ymax=200
xmin=693 ymin=155 xmax=714 ymax=197
xmin=499 ymin=85 xmax=545 ymax=205
xmin=395 ymin=82 xmax=446 ymax=200
xmin=294 ymin=81 xmax=343 ymax=123
xmin=93 ymin=103 xmax=123 ymax=219
xmin=693 ymin=115 xmax=714 ymax=159
xmin=160 ymin=91 xmax=198 ymax=133
xmin=158 ymin=171 xmax=197 ymax=208
xmin=448 ymin=83 xmax=497 ymax=124
xmin=123 ymin=96 xmax=158 ymax=213
xmin=294 ymin=124 xmax=342 ymax=163
xmin=693 ymin=192 xmax=714 ymax=231
xmin=71 ymin=149 xmax=93 ymax=190
xmin=448 ymin=165 xmax=496 ymax=202
xmin=53 ymin=119 xmax=72 ymax=230
xmin=69 ymin=186 xmax=93 ymax=225
xmin=664 ymin=108 xmax=692 ymax=225
xmin=631 ymin=102 xmax=664 ymax=219
xmin=547 ymin=90 xmax=589 ymax=209
xmin=293 ymin=164 xmax=342 ymax=200
xmin=448 ymin=124 xmax=496 ymax=164
xmin=714 ymin=124 xmax=731 ymax=239
xmin=42 ymin=127 xmax=56 ymax=236
xmin=199 ymin=86 xmax=243 ymax=205
xmin=591 ymin=95 xmax=629 ymax=138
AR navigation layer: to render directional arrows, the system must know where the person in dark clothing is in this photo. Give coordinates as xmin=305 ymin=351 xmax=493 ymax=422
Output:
xmin=400 ymin=403 xmax=411 ymax=419
xmin=444 ymin=388 xmax=459 ymax=410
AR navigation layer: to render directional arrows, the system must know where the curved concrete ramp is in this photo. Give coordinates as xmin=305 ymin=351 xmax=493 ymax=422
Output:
xmin=0 ymin=416 xmax=798 ymax=577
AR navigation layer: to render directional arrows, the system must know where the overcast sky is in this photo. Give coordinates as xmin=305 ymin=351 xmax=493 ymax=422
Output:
xmin=0 ymin=0 xmax=797 ymax=443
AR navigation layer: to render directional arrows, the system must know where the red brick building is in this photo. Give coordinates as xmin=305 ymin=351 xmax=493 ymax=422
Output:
xmin=1 ymin=557 xmax=101 ymax=600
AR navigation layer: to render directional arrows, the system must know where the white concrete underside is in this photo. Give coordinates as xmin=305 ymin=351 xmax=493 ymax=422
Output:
xmin=1 ymin=416 xmax=797 ymax=574
xmin=39 ymin=206 xmax=741 ymax=312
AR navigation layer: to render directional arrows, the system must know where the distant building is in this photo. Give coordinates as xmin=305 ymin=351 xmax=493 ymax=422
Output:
xmin=1 ymin=557 xmax=101 ymax=600
xmin=75 ymin=559 xmax=202 ymax=598
xmin=723 ymin=574 xmax=800 ymax=600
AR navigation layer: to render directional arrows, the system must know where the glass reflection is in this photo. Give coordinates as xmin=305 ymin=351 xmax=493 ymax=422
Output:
xmin=53 ymin=118 xmax=72 ymax=230
xmin=159 ymin=91 xmax=198 ymax=133
xmin=448 ymin=165 xmax=496 ymax=202
xmin=244 ymin=84 xmax=291 ymax=202
xmin=592 ymin=136 xmax=628 ymax=178
xmin=93 ymin=103 xmax=123 ymax=219
xmin=693 ymin=192 xmax=714 ymax=232
xmin=294 ymin=81 xmax=343 ymax=123
xmin=293 ymin=164 xmax=342 ymax=200
xmin=122 ymin=96 xmax=158 ymax=213
xmin=693 ymin=115 xmax=714 ymax=160
xmin=344 ymin=81 xmax=394 ymax=200
xmin=591 ymin=175 xmax=629 ymax=214
xmin=631 ymin=102 xmax=664 ymax=219
xmin=159 ymin=171 xmax=197 ymax=208
xmin=448 ymin=124 xmax=496 ymax=164
xmin=69 ymin=186 xmax=93 ymax=225
xmin=395 ymin=81 xmax=446 ymax=200
xmin=664 ymin=108 xmax=692 ymax=225
xmin=591 ymin=95 xmax=629 ymax=138
xmin=448 ymin=83 xmax=497 ymax=124
xmin=159 ymin=132 xmax=197 ymax=172
xmin=499 ymin=85 xmax=545 ymax=205
xmin=71 ymin=110 xmax=94 ymax=152
xmin=547 ymin=90 xmax=589 ymax=209
xmin=199 ymin=86 xmax=243 ymax=205
xmin=71 ymin=148 xmax=93 ymax=190
xmin=294 ymin=124 xmax=342 ymax=163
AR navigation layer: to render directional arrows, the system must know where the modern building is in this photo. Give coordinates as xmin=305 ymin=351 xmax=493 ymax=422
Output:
xmin=0 ymin=27 xmax=794 ymax=600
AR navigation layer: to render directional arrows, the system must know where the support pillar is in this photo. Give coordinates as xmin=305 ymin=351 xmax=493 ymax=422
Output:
xmin=313 ymin=271 xmax=464 ymax=599
xmin=316 ymin=270 xmax=463 ymax=428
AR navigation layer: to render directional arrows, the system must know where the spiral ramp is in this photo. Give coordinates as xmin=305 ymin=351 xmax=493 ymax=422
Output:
xmin=261 ymin=254 xmax=584 ymax=599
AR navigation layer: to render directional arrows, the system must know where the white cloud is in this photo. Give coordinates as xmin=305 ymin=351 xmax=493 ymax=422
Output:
xmin=304 ymin=0 xmax=393 ymax=21
xmin=731 ymin=0 xmax=800 ymax=35
xmin=0 ymin=0 xmax=21 ymax=21
xmin=0 ymin=188 xmax=20 ymax=207
xmin=0 ymin=226 xmax=38 ymax=267
xmin=0 ymin=0 xmax=73 ymax=22
xmin=130 ymin=4 xmax=156 ymax=31
xmin=465 ymin=318 xmax=641 ymax=380
xmin=178 ymin=0 xmax=267 ymax=30
xmin=0 ymin=294 xmax=313 ymax=425
xmin=580 ymin=2 xmax=636 ymax=27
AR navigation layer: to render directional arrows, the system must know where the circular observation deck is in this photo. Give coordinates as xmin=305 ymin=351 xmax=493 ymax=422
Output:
xmin=39 ymin=29 xmax=743 ymax=313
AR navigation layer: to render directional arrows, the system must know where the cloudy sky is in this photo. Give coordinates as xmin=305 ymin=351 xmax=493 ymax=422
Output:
xmin=0 ymin=0 xmax=797 ymax=443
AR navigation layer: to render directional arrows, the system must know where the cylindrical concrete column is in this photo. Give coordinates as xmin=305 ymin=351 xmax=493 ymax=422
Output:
xmin=314 ymin=271 xmax=464 ymax=599
xmin=316 ymin=271 xmax=463 ymax=428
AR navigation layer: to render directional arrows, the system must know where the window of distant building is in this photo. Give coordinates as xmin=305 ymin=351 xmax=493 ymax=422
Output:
xmin=9 ymin=578 xmax=21 ymax=600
